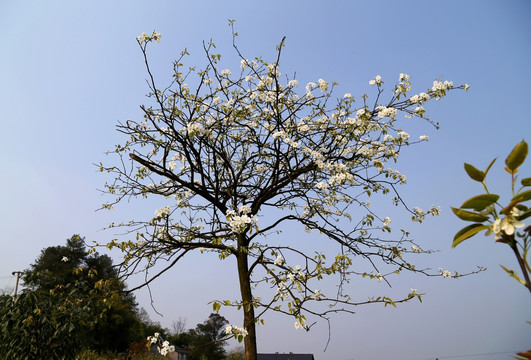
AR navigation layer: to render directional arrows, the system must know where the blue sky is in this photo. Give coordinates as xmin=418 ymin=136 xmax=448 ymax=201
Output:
xmin=1 ymin=1 xmax=530 ymax=359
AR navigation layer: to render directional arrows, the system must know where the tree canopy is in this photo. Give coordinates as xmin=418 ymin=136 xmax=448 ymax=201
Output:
xmin=0 ymin=235 xmax=144 ymax=359
xmin=170 ymin=313 xmax=229 ymax=360
xmin=99 ymin=26 xmax=475 ymax=360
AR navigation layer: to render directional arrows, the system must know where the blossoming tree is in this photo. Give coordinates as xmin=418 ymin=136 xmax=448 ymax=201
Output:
xmin=99 ymin=26 xmax=474 ymax=360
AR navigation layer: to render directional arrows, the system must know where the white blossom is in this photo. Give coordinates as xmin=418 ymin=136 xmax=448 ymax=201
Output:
xmin=377 ymin=106 xmax=397 ymax=119
xmin=227 ymin=210 xmax=258 ymax=233
xmin=186 ymin=122 xmax=205 ymax=136
xmin=439 ymin=268 xmax=453 ymax=278
xmin=315 ymin=181 xmax=328 ymax=191
xmin=152 ymin=31 xmax=161 ymax=43
xmin=409 ymin=92 xmax=430 ymax=104
xmin=305 ymin=82 xmax=316 ymax=92
xmin=288 ymin=79 xmax=299 ymax=87
xmin=238 ymin=205 xmax=252 ymax=214
xmin=369 ymin=75 xmax=382 ymax=86
xmin=137 ymin=32 xmax=149 ymax=43
xmin=397 ymin=131 xmax=410 ymax=141
xmin=412 ymin=207 xmax=425 ymax=222
xmin=294 ymin=318 xmax=306 ymax=329
xmin=313 ymin=289 xmax=323 ymax=299
xmin=318 ymin=78 xmax=328 ymax=92
xmin=225 ymin=325 xmax=233 ymax=335
xmin=491 ymin=208 xmax=525 ymax=237
xmin=431 ymin=80 xmax=454 ymax=99
xmin=399 ymin=73 xmax=410 ymax=82
xmin=225 ymin=324 xmax=249 ymax=338
xmin=155 ymin=206 xmax=171 ymax=217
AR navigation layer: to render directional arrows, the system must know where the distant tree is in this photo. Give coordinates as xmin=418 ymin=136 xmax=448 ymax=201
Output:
xmin=226 ymin=346 xmax=245 ymax=360
xmin=137 ymin=307 xmax=170 ymax=340
xmin=170 ymin=313 xmax=228 ymax=360
xmin=22 ymin=234 xmax=117 ymax=291
xmin=0 ymin=235 xmax=144 ymax=358
xmin=171 ymin=316 xmax=188 ymax=335
xmin=0 ymin=268 xmax=99 ymax=359
xmin=99 ymin=25 xmax=479 ymax=360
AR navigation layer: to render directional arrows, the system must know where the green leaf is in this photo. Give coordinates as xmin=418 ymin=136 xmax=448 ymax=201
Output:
xmin=484 ymin=157 xmax=497 ymax=177
xmin=451 ymin=207 xmax=489 ymax=222
xmin=512 ymin=189 xmax=531 ymax=203
xmin=505 ymin=140 xmax=528 ymax=171
xmin=460 ymin=194 xmax=500 ymax=211
xmin=464 ymin=163 xmax=485 ymax=182
xmin=522 ymin=177 xmax=531 ymax=187
xmin=452 ymin=223 xmax=490 ymax=248
xmin=519 ymin=208 xmax=531 ymax=221
xmin=212 ymin=302 xmax=220 ymax=313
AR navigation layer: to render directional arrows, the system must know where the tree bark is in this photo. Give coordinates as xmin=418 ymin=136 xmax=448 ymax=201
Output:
xmin=236 ymin=245 xmax=257 ymax=360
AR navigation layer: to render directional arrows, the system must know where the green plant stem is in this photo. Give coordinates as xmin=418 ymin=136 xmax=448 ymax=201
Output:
xmin=510 ymin=241 xmax=531 ymax=295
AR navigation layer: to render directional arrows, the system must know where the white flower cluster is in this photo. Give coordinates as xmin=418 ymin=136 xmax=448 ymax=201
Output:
xmin=287 ymin=265 xmax=306 ymax=282
xmin=186 ymin=122 xmax=205 ymax=136
xmin=439 ymin=268 xmax=453 ymax=278
xmin=159 ymin=340 xmax=175 ymax=356
xmin=431 ymin=80 xmax=454 ymax=100
xmin=315 ymin=181 xmax=328 ymax=191
xmin=272 ymin=130 xmax=299 ymax=148
xmin=313 ymin=289 xmax=323 ymax=299
xmin=376 ymin=106 xmax=397 ymax=119
xmin=146 ymin=333 xmax=175 ymax=356
xmin=294 ymin=318 xmax=306 ymax=329
xmin=226 ymin=206 xmax=258 ymax=233
xmin=411 ymin=245 xmax=422 ymax=253
xmin=409 ymin=92 xmax=430 ymax=104
xmin=412 ymin=207 xmax=426 ymax=222
xmin=273 ymin=255 xmax=283 ymax=265
xmin=328 ymin=171 xmax=354 ymax=185
xmin=147 ymin=333 xmax=159 ymax=344
xmin=225 ymin=324 xmax=248 ymax=337
xmin=137 ymin=30 xmax=161 ymax=44
xmin=369 ymin=75 xmax=382 ymax=86
xmin=397 ymin=131 xmax=409 ymax=141
xmin=411 ymin=206 xmax=441 ymax=222
xmin=490 ymin=208 xmax=525 ymax=237
xmin=155 ymin=206 xmax=171 ymax=218
xmin=276 ymin=281 xmax=290 ymax=298
xmin=318 ymin=78 xmax=328 ymax=92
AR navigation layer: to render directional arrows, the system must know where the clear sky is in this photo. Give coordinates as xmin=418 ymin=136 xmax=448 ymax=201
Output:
xmin=1 ymin=1 xmax=530 ymax=359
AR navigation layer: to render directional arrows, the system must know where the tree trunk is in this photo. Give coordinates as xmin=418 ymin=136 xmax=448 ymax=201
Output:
xmin=236 ymin=247 xmax=257 ymax=360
